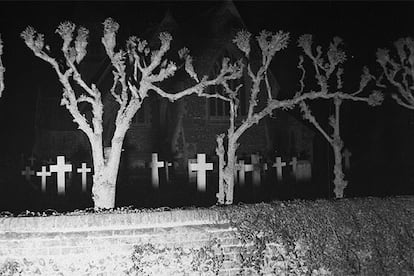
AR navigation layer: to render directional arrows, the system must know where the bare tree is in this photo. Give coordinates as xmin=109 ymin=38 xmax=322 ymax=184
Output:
xmin=376 ymin=37 xmax=414 ymax=109
xmin=211 ymin=30 xmax=382 ymax=204
xmin=0 ymin=35 xmax=4 ymax=97
xmin=21 ymin=18 xmax=243 ymax=209
xmin=297 ymin=34 xmax=383 ymax=198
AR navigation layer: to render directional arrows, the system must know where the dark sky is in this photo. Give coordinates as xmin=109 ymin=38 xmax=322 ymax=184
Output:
xmin=0 ymin=1 xmax=413 ymax=154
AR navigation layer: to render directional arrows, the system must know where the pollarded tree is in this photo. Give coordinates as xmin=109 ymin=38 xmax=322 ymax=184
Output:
xmin=297 ymin=34 xmax=383 ymax=198
xmin=21 ymin=18 xmax=243 ymax=209
xmin=376 ymin=37 xmax=414 ymax=109
xmin=211 ymin=30 xmax=382 ymax=205
xmin=0 ymin=35 xmax=4 ymax=97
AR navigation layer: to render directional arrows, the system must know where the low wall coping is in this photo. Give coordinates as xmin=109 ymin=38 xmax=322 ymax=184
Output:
xmin=0 ymin=208 xmax=230 ymax=233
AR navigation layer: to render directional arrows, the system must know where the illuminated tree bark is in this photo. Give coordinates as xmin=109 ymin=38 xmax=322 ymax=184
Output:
xmin=21 ymin=18 xmax=242 ymax=209
xmin=376 ymin=37 xmax=414 ymax=110
xmin=211 ymin=30 xmax=382 ymax=204
xmin=297 ymin=34 xmax=383 ymax=198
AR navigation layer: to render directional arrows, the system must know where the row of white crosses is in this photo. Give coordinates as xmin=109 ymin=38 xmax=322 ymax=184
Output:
xmin=21 ymin=156 xmax=91 ymax=195
xmin=21 ymin=151 xmax=352 ymax=195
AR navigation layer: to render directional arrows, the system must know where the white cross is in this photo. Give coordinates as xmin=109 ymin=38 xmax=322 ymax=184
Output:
xmin=164 ymin=161 xmax=172 ymax=183
xmin=149 ymin=153 xmax=164 ymax=188
xmin=28 ymin=156 xmax=36 ymax=166
xmin=50 ymin=156 xmax=72 ymax=196
xmin=244 ymin=154 xmax=261 ymax=186
xmin=343 ymin=148 xmax=352 ymax=170
xmin=189 ymin=154 xmax=213 ymax=192
xmin=273 ymin=157 xmax=286 ymax=181
xmin=77 ymin=163 xmax=91 ymax=193
xmin=36 ymin=166 xmax=51 ymax=193
xmin=289 ymin=157 xmax=298 ymax=180
xmin=21 ymin=166 xmax=34 ymax=182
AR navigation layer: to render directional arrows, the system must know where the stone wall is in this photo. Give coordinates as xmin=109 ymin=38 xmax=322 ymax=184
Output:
xmin=0 ymin=209 xmax=247 ymax=275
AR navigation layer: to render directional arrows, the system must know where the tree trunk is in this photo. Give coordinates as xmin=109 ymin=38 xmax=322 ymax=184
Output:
xmin=216 ymin=135 xmax=238 ymax=205
xmin=223 ymin=143 xmax=237 ymax=205
xmin=216 ymin=134 xmax=225 ymax=204
xmin=91 ymin=163 xmax=118 ymax=209
xmin=332 ymin=98 xmax=346 ymax=199
xmin=332 ymin=140 xmax=346 ymax=198
xmin=89 ymin=132 xmax=124 ymax=209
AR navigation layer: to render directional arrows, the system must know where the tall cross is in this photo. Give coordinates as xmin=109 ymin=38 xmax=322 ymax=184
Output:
xmin=36 ymin=166 xmax=51 ymax=193
xmin=77 ymin=163 xmax=91 ymax=193
xmin=21 ymin=166 xmax=34 ymax=182
xmin=273 ymin=157 xmax=286 ymax=181
xmin=50 ymin=156 xmax=72 ymax=196
xmin=343 ymin=148 xmax=352 ymax=170
xmin=244 ymin=154 xmax=261 ymax=186
xmin=189 ymin=154 xmax=213 ymax=192
xmin=289 ymin=157 xmax=298 ymax=180
xmin=149 ymin=153 xmax=164 ymax=188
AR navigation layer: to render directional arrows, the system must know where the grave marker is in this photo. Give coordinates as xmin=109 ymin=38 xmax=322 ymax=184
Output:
xmin=296 ymin=160 xmax=312 ymax=182
xmin=77 ymin=163 xmax=91 ymax=192
xmin=164 ymin=161 xmax=172 ymax=183
xmin=289 ymin=157 xmax=298 ymax=179
xmin=21 ymin=166 xmax=34 ymax=182
xmin=273 ymin=157 xmax=286 ymax=181
xmin=50 ymin=156 xmax=72 ymax=195
xmin=189 ymin=154 xmax=213 ymax=192
xmin=36 ymin=166 xmax=51 ymax=193
xmin=149 ymin=153 xmax=164 ymax=188
xmin=244 ymin=154 xmax=261 ymax=186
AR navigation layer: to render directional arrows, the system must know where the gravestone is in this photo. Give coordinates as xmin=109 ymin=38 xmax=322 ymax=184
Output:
xmin=21 ymin=166 xmax=34 ymax=182
xmin=164 ymin=161 xmax=172 ymax=183
xmin=273 ymin=157 xmax=286 ymax=181
xmin=77 ymin=163 xmax=91 ymax=193
xmin=296 ymin=160 xmax=312 ymax=182
xmin=149 ymin=153 xmax=164 ymax=189
xmin=244 ymin=154 xmax=261 ymax=186
xmin=50 ymin=156 xmax=72 ymax=196
xmin=189 ymin=154 xmax=213 ymax=192
xmin=36 ymin=166 xmax=51 ymax=193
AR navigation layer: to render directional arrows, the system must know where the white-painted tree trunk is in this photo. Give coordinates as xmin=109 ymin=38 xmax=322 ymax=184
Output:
xmin=216 ymin=134 xmax=238 ymax=205
xmin=331 ymin=98 xmax=347 ymax=198
xmin=332 ymin=140 xmax=346 ymax=198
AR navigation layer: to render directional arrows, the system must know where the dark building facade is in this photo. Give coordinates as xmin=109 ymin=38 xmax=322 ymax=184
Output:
xmin=32 ymin=1 xmax=315 ymax=172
